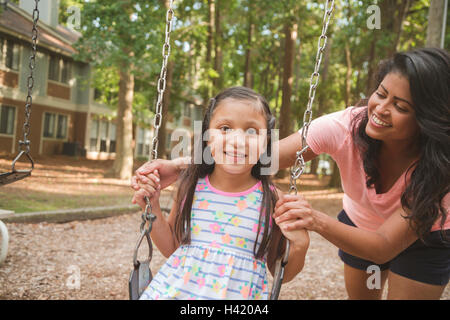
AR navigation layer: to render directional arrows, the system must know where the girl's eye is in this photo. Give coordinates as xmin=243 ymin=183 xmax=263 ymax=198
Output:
xmin=376 ymin=92 xmax=385 ymax=98
xmin=246 ymin=128 xmax=257 ymax=135
xmin=220 ymin=126 xmax=232 ymax=133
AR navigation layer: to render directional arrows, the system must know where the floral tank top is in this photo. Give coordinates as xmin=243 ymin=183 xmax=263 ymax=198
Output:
xmin=139 ymin=175 xmax=269 ymax=300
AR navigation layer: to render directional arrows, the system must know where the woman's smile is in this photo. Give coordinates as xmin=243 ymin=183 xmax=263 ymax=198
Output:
xmin=370 ymin=113 xmax=392 ymax=128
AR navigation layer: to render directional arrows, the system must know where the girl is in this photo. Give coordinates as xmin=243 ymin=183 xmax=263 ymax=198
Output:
xmin=134 ymin=86 xmax=309 ymax=300
xmin=273 ymin=48 xmax=450 ymax=299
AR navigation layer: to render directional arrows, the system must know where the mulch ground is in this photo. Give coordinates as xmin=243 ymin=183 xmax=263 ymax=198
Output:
xmin=0 ymin=155 xmax=449 ymax=299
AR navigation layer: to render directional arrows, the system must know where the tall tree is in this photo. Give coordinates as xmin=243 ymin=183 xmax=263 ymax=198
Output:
xmin=279 ymin=20 xmax=298 ymax=141
xmin=243 ymin=0 xmax=254 ymax=87
xmin=426 ymin=0 xmax=447 ymax=47
xmin=75 ymin=1 xmax=164 ymax=180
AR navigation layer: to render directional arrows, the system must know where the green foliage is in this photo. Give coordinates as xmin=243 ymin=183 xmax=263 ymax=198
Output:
xmin=66 ymin=0 xmax=438 ymax=130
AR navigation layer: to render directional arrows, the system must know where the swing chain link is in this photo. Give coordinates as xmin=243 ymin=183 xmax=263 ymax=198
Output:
xmin=151 ymin=0 xmax=174 ymax=162
xmin=135 ymin=1 xmax=175 ymax=269
xmin=290 ymin=0 xmax=334 ymax=195
xmin=20 ymin=0 xmax=40 ymax=154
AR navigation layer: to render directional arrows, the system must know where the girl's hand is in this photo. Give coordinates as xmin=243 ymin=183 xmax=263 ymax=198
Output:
xmin=273 ymin=194 xmax=321 ymax=233
xmin=276 ymin=218 xmax=310 ymax=249
xmin=132 ymin=170 xmax=161 ymax=210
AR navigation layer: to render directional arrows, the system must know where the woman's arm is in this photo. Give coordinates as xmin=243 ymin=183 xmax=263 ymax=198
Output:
xmin=276 ymin=131 xmax=319 ymax=170
xmin=274 ymin=195 xmax=418 ymax=264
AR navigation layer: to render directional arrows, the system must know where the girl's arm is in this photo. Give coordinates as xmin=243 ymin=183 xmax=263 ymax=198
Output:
xmin=149 ymin=195 xmax=180 ymax=258
xmin=267 ymin=191 xmax=310 ymax=283
xmin=274 ymin=195 xmax=418 ymax=264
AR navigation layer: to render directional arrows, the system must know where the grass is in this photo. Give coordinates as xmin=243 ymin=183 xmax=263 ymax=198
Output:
xmin=0 ymin=190 xmax=135 ymax=213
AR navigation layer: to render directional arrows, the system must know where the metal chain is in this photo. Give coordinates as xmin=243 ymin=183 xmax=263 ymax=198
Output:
xmin=20 ymin=0 xmax=40 ymax=154
xmin=135 ymin=1 xmax=175 ymax=261
xmin=290 ymin=0 xmax=335 ymax=195
xmin=271 ymin=0 xmax=335 ymax=300
xmin=151 ymin=0 xmax=174 ymax=161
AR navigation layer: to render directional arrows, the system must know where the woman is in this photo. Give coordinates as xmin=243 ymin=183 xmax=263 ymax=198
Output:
xmin=131 ymin=48 xmax=450 ymax=299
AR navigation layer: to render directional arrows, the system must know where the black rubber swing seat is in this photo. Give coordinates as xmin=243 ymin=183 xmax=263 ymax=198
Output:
xmin=0 ymin=151 xmax=34 ymax=186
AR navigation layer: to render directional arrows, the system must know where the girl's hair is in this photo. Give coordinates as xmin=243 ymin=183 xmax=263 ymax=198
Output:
xmin=351 ymin=48 xmax=450 ymax=242
xmin=173 ymin=86 xmax=279 ymax=259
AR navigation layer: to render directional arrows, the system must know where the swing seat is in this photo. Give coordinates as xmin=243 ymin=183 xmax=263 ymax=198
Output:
xmin=0 ymin=150 xmax=34 ymax=186
xmin=129 ymin=213 xmax=156 ymax=300
xmin=129 ymin=259 xmax=153 ymax=300
xmin=0 ymin=171 xmax=32 ymax=186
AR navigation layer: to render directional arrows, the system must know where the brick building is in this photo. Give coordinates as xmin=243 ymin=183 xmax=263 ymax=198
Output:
xmin=0 ymin=0 xmax=201 ymax=161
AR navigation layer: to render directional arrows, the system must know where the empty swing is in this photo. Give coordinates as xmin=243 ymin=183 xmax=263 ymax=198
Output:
xmin=128 ymin=0 xmax=335 ymax=300
xmin=0 ymin=0 xmax=40 ymax=186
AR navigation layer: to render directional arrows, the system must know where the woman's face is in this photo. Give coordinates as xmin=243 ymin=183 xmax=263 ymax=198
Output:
xmin=366 ymin=72 xmax=420 ymax=145
xmin=207 ymin=98 xmax=268 ymax=175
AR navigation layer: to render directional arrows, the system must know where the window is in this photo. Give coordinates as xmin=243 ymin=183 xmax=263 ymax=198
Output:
xmin=109 ymin=123 xmax=116 ymax=153
xmin=43 ymin=112 xmax=68 ymax=139
xmin=0 ymin=37 xmax=20 ymax=71
xmin=90 ymin=120 xmax=99 ymax=151
xmin=48 ymin=54 xmax=72 ymax=84
xmin=0 ymin=105 xmax=15 ymax=135
xmin=136 ymin=127 xmax=151 ymax=157
xmin=89 ymin=119 xmax=116 ymax=153
xmin=99 ymin=121 xmax=108 ymax=152
xmin=184 ymin=104 xmax=192 ymax=118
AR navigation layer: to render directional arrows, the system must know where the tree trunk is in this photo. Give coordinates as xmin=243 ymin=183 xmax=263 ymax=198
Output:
xmin=328 ymin=160 xmax=342 ymax=189
xmin=202 ymin=0 xmax=215 ymax=113
xmin=426 ymin=0 xmax=447 ymax=48
xmin=111 ymin=67 xmax=134 ymax=180
xmin=213 ymin=0 xmax=223 ymax=90
xmin=244 ymin=1 xmax=254 ymax=88
xmin=344 ymin=42 xmax=352 ymax=108
xmin=279 ymin=21 xmax=298 ymax=140
xmin=276 ymin=21 xmax=297 ymax=179
xmin=365 ymin=32 xmax=378 ymax=95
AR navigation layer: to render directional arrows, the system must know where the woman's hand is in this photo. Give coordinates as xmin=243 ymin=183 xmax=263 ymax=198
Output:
xmin=131 ymin=157 xmax=189 ymax=208
xmin=273 ymin=194 xmax=322 ymax=233
xmin=132 ymin=170 xmax=161 ymax=210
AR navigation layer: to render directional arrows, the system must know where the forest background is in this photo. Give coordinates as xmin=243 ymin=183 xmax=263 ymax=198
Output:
xmin=30 ymin=0 xmax=450 ymax=181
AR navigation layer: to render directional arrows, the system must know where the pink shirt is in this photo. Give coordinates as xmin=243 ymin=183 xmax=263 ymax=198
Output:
xmin=304 ymin=106 xmax=450 ymax=232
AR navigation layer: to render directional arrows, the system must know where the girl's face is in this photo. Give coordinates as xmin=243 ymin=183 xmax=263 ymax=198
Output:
xmin=207 ymin=98 xmax=268 ymax=175
xmin=366 ymin=72 xmax=420 ymax=145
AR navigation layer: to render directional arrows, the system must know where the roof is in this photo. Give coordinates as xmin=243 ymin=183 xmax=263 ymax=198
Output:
xmin=0 ymin=4 xmax=80 ymax=57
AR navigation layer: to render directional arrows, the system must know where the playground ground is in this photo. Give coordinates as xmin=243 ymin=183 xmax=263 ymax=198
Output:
xmin=0 ymin=155 xmax=448 ymax=300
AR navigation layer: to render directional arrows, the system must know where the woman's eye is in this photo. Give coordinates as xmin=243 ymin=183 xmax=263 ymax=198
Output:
xmin=220 ymin=126 xmax=232 ymax=133
xmin=394 ymin=104 xmax=408 ymax=113
xmin=246 ymin=128 xmax=257 ymax=135
xmin=376 ymin=92 xmax=385 ymax=98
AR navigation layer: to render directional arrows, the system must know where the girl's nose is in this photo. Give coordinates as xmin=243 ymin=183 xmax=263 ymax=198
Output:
xmin=227 ymin=129 xmax=246 ymax=147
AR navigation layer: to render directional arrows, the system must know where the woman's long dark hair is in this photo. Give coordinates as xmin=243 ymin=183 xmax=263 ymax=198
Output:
xmin=173 ymin=86 xmax=279 ymax=259
xmin=351 ymin=48 xmax=450 ymax=242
